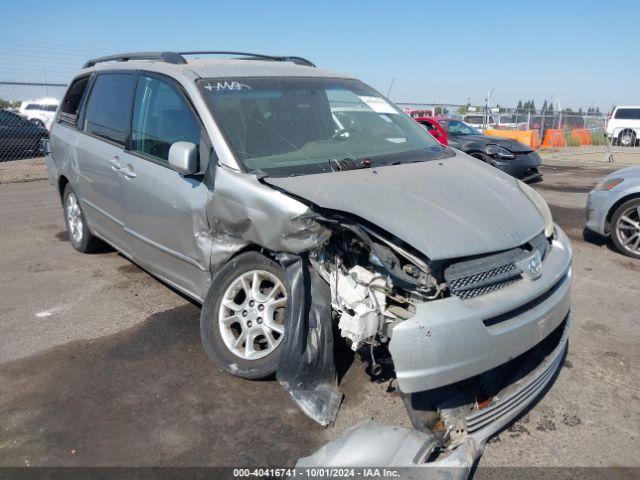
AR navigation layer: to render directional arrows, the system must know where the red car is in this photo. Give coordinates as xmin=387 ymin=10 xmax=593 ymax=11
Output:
xmin=413 ymin=116 xmax=448 ymax=146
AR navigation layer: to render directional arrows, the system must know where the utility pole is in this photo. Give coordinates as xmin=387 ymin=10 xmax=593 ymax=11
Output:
xmin=484 ymin=89 xmax=494 ymax=131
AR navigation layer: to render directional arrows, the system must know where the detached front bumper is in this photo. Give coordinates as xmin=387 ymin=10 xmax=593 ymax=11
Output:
xmin=297 ymin=315 xmax=570 ymax=473
xmin=491 ymin=151 xmax=542 ymax=181
xmin=389 ymin=225 xmax=572 ymax=394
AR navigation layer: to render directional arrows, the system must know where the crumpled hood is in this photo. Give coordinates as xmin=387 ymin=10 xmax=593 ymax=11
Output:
xmin=450 ymin=135 xmax=533 ymax=153
xmin=265 ymin=152 xmax=545 ymax=260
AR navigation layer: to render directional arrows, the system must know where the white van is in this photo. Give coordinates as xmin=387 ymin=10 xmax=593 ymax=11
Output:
xmin=19 ymin=98 xmax=60 ymax=130
xmin=606 ymin=105 xmax=640 ymax=146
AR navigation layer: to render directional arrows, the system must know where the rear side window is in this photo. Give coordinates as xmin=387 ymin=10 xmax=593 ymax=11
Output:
xmin=419 ymin=121 xmax=436 ymax=131
xmin=83 ymin=73 xmax=136 ymax=145
xmin=59 ymin=76 xmax=90 ymax=126
xmin=614 ymin=108 xmax=640 ymax=120
xmin=131 ymin=75 xmax=200 ymax=163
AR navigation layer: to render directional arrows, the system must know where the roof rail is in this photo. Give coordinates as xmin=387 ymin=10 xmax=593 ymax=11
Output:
xmin=179 ymin=51 xmax=316 ymax=67
xmin=82 ymin=51 xmax=316 ymax=69
xmin=83 ymin=51 xmax=187 ymax=69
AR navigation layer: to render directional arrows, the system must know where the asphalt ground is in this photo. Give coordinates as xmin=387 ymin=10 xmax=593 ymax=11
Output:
xmin=0 ymin=161 xmax=638 ymax=468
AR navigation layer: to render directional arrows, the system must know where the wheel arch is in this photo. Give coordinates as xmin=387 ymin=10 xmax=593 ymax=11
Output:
xmin=605 ymin=192 xmax=640 ymax=233
xmin=468 ymin=151 xmax=491 ymax=162
xmin=209 ymin=243 xmax=280 ymax=279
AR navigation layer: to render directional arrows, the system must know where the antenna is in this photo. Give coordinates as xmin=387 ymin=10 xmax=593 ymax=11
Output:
xmin=386 ymin=77 xmax=396 ymax=98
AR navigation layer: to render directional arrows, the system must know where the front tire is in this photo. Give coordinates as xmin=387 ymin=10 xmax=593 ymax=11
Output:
xmin=610 ymin=198 xmax=640 ymax=259
xmin=470 ymin=152 xmax=493 ymax=164
xmin=200 ymin=252 xmax=288 ymax=379
xmin=62 ymin=184 xmax=99 ymax=253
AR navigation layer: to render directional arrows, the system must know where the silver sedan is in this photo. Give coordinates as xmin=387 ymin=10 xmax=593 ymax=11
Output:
xmin=586 ymin=165 xmax=640 ymax=258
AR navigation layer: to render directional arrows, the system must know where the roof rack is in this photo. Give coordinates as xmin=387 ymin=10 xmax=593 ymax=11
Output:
xmin=180 ymin=51 xmax=316 ymax=67
xmin=82 ymin=51 xmax=315 ymax=69
xmin=82 ymin=52 xmax=187 ymax=69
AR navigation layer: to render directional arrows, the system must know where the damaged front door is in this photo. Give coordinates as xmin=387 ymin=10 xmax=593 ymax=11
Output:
xmin=120 ymin=73 xmax=210 ymax=300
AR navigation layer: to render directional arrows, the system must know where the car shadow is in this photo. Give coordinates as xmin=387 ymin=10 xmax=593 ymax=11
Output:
xmin=54 ymin=230 xmax=115 ymax=254
xmin=581 ymin=227 xmax=631 ymax=256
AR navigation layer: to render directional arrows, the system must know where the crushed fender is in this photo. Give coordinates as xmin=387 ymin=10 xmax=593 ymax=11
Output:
xmin=276 ymin=253 xmax=343 ymax=426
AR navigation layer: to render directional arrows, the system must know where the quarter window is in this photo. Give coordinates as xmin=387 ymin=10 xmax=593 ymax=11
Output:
xmin=131 ymin=75 xmax=200 ymax=163
xmin=83 ymin=73 xmax=136 ymax=145
xmin=59 ymin=75 xmax=90 ymax=126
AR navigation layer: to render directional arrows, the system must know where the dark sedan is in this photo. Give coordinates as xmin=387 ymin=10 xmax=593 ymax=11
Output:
xmin=0 ymin=109 xmax=49 ymax=160
xmin=437 ymin=119 xmax=542 ymax=182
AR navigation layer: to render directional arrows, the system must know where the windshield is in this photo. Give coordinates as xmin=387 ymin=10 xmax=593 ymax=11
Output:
xmin=199 ymin=77 xmax=449 ymax=176
xmin=440 ymin=120 xmax=481 ymax=136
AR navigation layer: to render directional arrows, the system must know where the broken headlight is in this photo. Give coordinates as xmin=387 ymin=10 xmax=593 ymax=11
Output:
xmin=484 ymin=144 xmax=516 ymax=159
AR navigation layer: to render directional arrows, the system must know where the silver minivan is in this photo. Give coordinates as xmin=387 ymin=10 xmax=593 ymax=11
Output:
xmin=46 ymin=51 xmax=572 ymax=465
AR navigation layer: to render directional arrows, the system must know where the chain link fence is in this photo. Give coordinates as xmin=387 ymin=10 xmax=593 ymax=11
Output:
xmin=397 ymin=101 xmax=640 ymax=164
xmin=0 ymin=81 xmax=67 ymax=184
xmin=2 ymin=83 xmax=638 ymax=186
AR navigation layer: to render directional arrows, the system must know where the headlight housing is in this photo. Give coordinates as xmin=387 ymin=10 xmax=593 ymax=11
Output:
xmin=518 ymin=180 xmax=554 ymax=237
xmin=594 ymin=178 xmax=624 ymax=191
xmin=485 ymin=144 xmax=516 ymax=159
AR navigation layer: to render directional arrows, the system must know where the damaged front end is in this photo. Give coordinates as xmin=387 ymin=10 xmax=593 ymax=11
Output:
xmin=268 ymin=207 xmax=572 ymax=471
xmin=310 ymin=217 xmax=446 ymax=355
xmin=273 ymin=213 xmax=445 ymax=427
xmin=292 ymin=217 xmax=571 ymax=469
xmin=203 ymin=161 xmax=571 ymax=470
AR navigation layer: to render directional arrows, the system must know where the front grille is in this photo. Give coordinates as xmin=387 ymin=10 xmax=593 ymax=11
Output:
xmin=445 ymin=248 xmax=529 ymax=300
xmin=450 ymin=276 xmax=521 ymax=299
xmin=445 ymin=232 xmax=551 ymax=300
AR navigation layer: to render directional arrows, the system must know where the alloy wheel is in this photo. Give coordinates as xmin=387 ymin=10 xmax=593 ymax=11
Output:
xmin=66 ymin=192 xmax=84 ymax=244
xmin=218 ymin=269 xmax=287 ymax=360
xmin=616 ymin=204 xmax=640 ymax=255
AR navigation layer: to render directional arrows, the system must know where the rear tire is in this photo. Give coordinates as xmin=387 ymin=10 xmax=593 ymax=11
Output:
xmin=610 ymin=198 xmax=640 ymax=259
xmin=62 ymin=184 xmax=99 ymax=253
xmin=200 ymin=252 xmax=288 ymax=379
xmin=618 ymin=130 xmax=636 ymax=147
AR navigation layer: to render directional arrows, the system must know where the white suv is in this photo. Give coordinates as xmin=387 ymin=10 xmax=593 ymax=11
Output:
xmin=19 ymin=98 xmax=60 ymax=130
xmin=606 ymin=105 xmax=640 ymax=147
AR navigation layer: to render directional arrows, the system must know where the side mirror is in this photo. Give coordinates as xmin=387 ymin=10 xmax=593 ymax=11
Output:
xmin=168 ymin=141 xmax=198 ymax=175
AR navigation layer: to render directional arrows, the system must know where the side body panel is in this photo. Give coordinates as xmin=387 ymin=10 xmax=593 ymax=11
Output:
xmin=74 ymin=133 xmax=129 ymax=251
xmin=120 ymin=152 xmax=212 ymax=300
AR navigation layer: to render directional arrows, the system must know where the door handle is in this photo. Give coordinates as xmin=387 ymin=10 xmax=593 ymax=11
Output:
xmin=121 ymin=164 xmax=137 ymax=178
xmin=109 ymin=157 xmax=121 ymax=171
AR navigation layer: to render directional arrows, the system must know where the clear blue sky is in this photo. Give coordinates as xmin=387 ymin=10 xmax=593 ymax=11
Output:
xmin=1 ymin=0 xmax=637 ymax=110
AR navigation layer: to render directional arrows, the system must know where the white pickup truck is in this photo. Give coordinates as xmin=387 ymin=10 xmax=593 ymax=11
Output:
xmin=606 ymin=105 xmax=640 ymax=146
